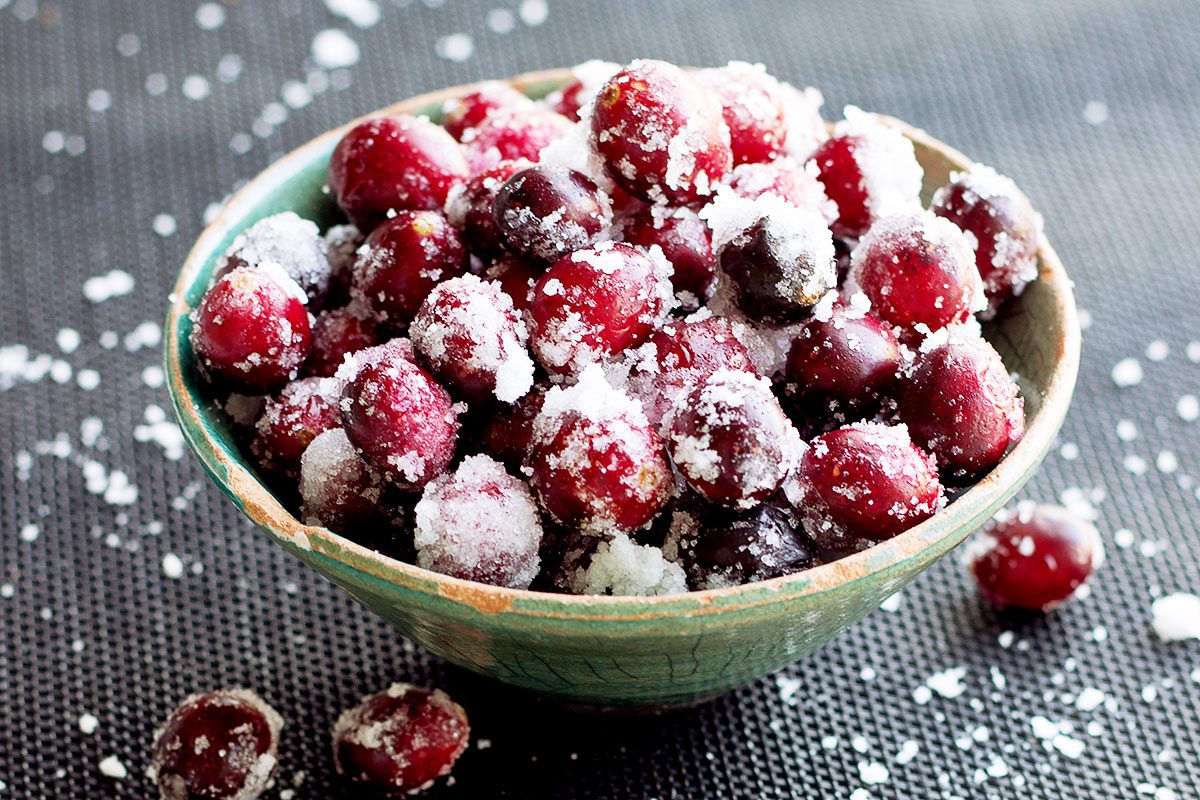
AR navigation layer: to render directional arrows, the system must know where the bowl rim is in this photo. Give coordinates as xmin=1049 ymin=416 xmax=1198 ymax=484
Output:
xmin=165 ymin=67 xmax=1080 ymax=620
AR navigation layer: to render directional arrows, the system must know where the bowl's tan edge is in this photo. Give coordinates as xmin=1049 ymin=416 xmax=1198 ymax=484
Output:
xmin=165 ymin=68 xmax=1081 ymax=621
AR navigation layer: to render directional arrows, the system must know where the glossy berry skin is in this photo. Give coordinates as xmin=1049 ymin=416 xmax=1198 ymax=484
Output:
xmin=441 ymin=80 xmax=531 ymax=140
xmin=666 ymin=502 xmax=813 ymax=589
xmin=445 ymin=160 xmax=528 ymax=260
xmin=808 ymin=135 xmax=874 ymax=238
xmin=190 ymin=267 xmax=312 ymax=394
xmin=790 ymin=423 xmax=943 ymax=551
xmin=339 ymin=340 xmax=459 ymax=490
xmin=849 ymin=213 xmax=982 ymax=339
xmin=352 ymin=211 xmax=469 ymax=328
xmin=619 ymin=205 xmax=715 ymax=308
xmin=528 ymin=242 xmax=672 ymax=376
xmin=968 ymin=503 xmax=1101 ymax=610
xmin=783 ymin=301 xmax=902 ymax=423
xmin=591 ymin=59 xmax=733 ymax=204
xmin=329 ymin=115 xmax=469 ymax=231
xmin=931 ymin=165 xmax=1043 ymax=317
xmin=695 ymin=62 xmax=787 ymax=165
xmin=462 ymin=108 xmax=573 ymax=172
xmin=251 ymin=377 xmax=341 ymax=480
xmin=304 ymin=307 xmax=379 ymax=378
xmin=896 ymin=333 xmax=1025 ymax=484
xmin=333 ymin=684 xmax=470 ymax=797
xmin=484 ymin=252 xmax=542 ymax=315
xmin=493 ymin=165 xmax=613 ymax=265
xmin=665 ymin=370 xmax=800 ymax=508
xmin=217 ymin=212 xmax=332 ymax=308
xmin=148 ymin=689 xmax=283 ymax=800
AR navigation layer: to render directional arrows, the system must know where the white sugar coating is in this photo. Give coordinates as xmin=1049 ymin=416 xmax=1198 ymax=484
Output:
xmin=569 ymin=532 xmax=687 ymax=596
xmin=82 ymin=269 xmax=135 ymax=303
xmin=220 ymin=211 xmax=329 ymax=302
xmin=538 ymin=114 xmax=617 ymax=196
xmin=134 ymin=405 xmax=186 ymax=461
xmin=311 ymin=29 xmax=360 ymax=69
xmin=323 ymin=0 xmax=380 ymax=28
xmin=98 ymin=756 xmax=127 ymax=779
xmin=1111 ymin=357 xmax=1143 ymax=387
xmin=435 ymin=33 xmax=474 ymax=63
xmin=833 ymin=106 xmax=924 ymax=221
xmin=161 ymin=552 xmax=184 ymax=579
xmin=925 ymin=666 xmax=968 ymax=699
xmin=940 ymin=163 xmax=1043 ymax=288
xmin=727 ymin=159 xmax=838 ymax=224
xmin=413 ymin=455 xmax=543 ymax=589
xmin=859 ymin=761 xmax=889 ymax=785
xmin=1177 ymin=394 xmax=1199 ymax=421
xmin=537 ymin=363 xmax=648 ymax=429
xmin=410 ymin=275 xmax=534 ymax=403
xmin=299 ymin=428 xmax=382 ymax=525
xmin=1151 ymin=593 xmax=1200 ymax=642
xmin=1075 ymin=687 xmax=1106 ymax=712
xmin=78 ymin=713 xmax=99 ymax=734
xmin=779 ymin=82 xmax=827 ymax=160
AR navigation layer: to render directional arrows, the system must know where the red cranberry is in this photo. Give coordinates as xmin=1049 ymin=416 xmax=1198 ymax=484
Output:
xmin=329 ymin=115 xmax=469 ymax=231
xmin=352 ymin=210 xmax=468 ymax=328
xmin=664 ymin=501 xmax=813 ymax=589
xmin=896 ymin=331 xmax=1025 ymax=484
xmin=727 ymin=159 xmax=837 ymax=224
xmin=783 ymin=299 xmax=902 ymax=423
xmin=619 ymin=205 xmax=715 ymax=308
xmin=931 ymin=164 xmax=1044 ymax=317
xmin=333 ymin=684 xmax=470 ymax=797
xmin=339 ymin=340 xmax=459 ymax=489
xmin=299 ymin=428 xmax=408 ymax=540
xmin=789 ymin=422 xmax=943 ymax=550
xmin=410 ymin=274 xmax=534 ymax=403
xmin=484 ymin=251 xmax=542 ymax=315
xmin=461 ymin=108 xmax=573 ymax=172
xmin=304 ymin=306 xmax=379 ymax=378
xmin=807 ymin=108 xmax=923 ymax=238
xmin=148 ymin=689 xmax=282 ymax=800
xmin=217 ymin=212 xmax=332 ymax=308
xmin=849 ymin=212 xmax=983 ymax=338
xmin=190 ymin=267 xmax=312 ymax=394
xmin=968 ymin=503 xmax=1102 ymax=610
xmin=665 ymin=370 xmax=801 ymax=507
xmin=493 ymin=164 xmax=614 ymax=265
xmin=696 ymin=61 xmax=787 ymax=165
xmin=528 ymin=242 xmax=673 ymax=376
xmin=441 ymin=80 xmax=531 ymax=140
xmin=547 ymin=60 xmax=620 ymax=121
xmin=251 ymin=377 xmax=341 ymax=479
xmin=528 ymin=367 xmax=673 ymax=532
xmin=551 ymin=79 xmax=588 ymax=121
xmin=445 ymin=160 xmax=529 ymax=259
xmin=779 ymin=82 xmax=828 ymax=161
xmin=591 ymin=59 xmax=732 ymax=204
xmin=323 ymin=223 xmax=364 ymax=309
xmin=477 ymin=383 xmax=547 ymax=470
xmin=414 ymin=455 xmax=544 ymax=588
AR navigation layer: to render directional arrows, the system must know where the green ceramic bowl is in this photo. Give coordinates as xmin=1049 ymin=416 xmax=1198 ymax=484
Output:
xmin=165 ymin=69 xmax=1080 ymax=708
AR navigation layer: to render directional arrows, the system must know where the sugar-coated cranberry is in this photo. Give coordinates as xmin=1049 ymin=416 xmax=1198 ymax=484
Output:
xmin=333 ymin=684 xmax=470 ymax=797
xmin=696 ymin=61 xmax=787 ymax=165
xmin=968 ymin=502 xmax=1102 ymax=610
xmin=190 ymin=267 xmax=312 ymax=394
xmin=251 ymin=377 xmax=341 ymax=479
xmin=665 ymin=370 xmax=802 ymax=507
xmin=339 ymin=340 xmax=459 ymax=489
xmin=483 ymin=251 xmax=542 ymax=315
xmin=896 ymin=331 xmax=1025 ymax=484
xmin=304 ymin=307 xmax=379 ymax=378
xmin=849 ymin=212 xmax=983 ymax=338
xmin=444 ymin=160 xmax=529 ymax=260
xmin=727 ymin=159 xmax=837 ymax=224
xmin=664 ymin=501 xmax=813 ymax=589
xmin=329 ymin=115 xmax=469 ymax=231
xmin=323 ymin=223 xmax=364 ymax=309
xmin=352 ymin=210 xmax=468 ymax=328
xmin=789 ymin=422 xmax=943 ymax=550
xmin=528 ymin=366 xmax=673 ymax=533
xmin=807 ymin=107 xmax=923 ymax=238
xmin=528 ymin=242 xmax=673 ymax=376
xmin=441 ymin=80 xmax=532 ymax=140
xmin=148 ymin=689 xmax=282 ymax=800
xmin=547 ymin=60 xmax=621 ymax=121
xmin=493 ymin=165 xmax=613 ymax=265
xmin=931 ymin=164 xmax=1044 ymax=318
xmin=619 ymin=205 xmax=715 ymax=308
xmin=476 ymin=384 xmax=547 ymax=470
xmin=461 ymin=108 xmax=573 ymax=172
xmin=410 ymin=274 xmax=534 ymax=403
xmin=779 ymin=82 xmax=828 ymax=161
xmin=414 ymin=455 xmax=543 ymax=588
xmin=217 ymin=211 xmax=332 ymax=308
xmin=783 ymin=299 xmax=902 ymax=423
xmin=591 ymin=59 xmax=732 ymax=204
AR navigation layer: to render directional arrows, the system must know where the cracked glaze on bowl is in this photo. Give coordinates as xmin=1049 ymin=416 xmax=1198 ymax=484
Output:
xmin=165 ymin=69 xmax=1079 ymax=708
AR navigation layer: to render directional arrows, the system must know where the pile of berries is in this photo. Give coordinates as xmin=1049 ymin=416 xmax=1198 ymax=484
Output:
xmin=190 ymin=58 xmax=1043 ymax=596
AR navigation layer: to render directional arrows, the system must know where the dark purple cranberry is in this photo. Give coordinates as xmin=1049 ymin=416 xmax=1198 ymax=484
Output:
xmin=323 ymin=223 xmax=364 ymax=309
xmin=216 ymin=212 xmax=331 ymax=308
xmin=441 ymin=81 xmax=531 ymax=140
xmin=190 ymin=267 xmax=312 ymax=394
xmin=304 ymin=307 xmax=379 ymax=378
xmin=299 ymin=428 xmax=409 ymax=544
xmin=462 ymin=108 xmax=573 ymax=172
xmin=148 ymin=689 xmax=282 ymax=800
xmin=896 ymin=332 xmax=1025 ymax=484
xmin=476 ymin=384 xmax=548 ymax=470
xmin=483 ymin=252 xmax=542 ymax=315
xmin=968 ymin=503 xmax=1101 ymax=610
xmin=445 ymin=160 xmax=529 ymax=259
xmin=665 ymin=501 xmax=813 ymax=589
xmin=329 ymin=115 xmax=469 ymax=231
xmin=695 ymin=62 xmax=787 ymax=165
xmin=493 ymin=164 xmax=613 ymax=265
xmin=619 ymin=205 xmax=715 ymax=308
xmin=333 ymin=684 xmax=470 ymax=796
xmin=251 ymin=377 xmax=341 ymax=479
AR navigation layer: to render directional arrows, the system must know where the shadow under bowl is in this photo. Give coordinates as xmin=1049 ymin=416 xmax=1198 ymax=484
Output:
xmin=165 ymin=68 xmax=1080 ymax=708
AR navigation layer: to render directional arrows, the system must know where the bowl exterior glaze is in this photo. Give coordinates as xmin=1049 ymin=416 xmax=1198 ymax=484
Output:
xmin=166 ymin=70 xmax=1079 ymax=707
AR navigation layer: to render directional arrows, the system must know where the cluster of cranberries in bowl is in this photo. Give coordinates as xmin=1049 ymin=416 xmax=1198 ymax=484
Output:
xmin=190 ymin=58 xmax=1046 ymax=596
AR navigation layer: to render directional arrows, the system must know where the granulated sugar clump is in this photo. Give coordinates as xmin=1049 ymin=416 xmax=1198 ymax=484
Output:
xmin=1111 ymin=357 xmax=1143 ymax=387
xmin=217 ymin=211 xmax=332 ymax=305
xmin=831 ymin=105 xmax=924 ymax=221
xmin=569 ymin=532 xmax=687 ymax=596
xmin=1151 ymin=593 xmax=1200 ymax=642
xmin=414 ymin=455 xmax=543 ymax=589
